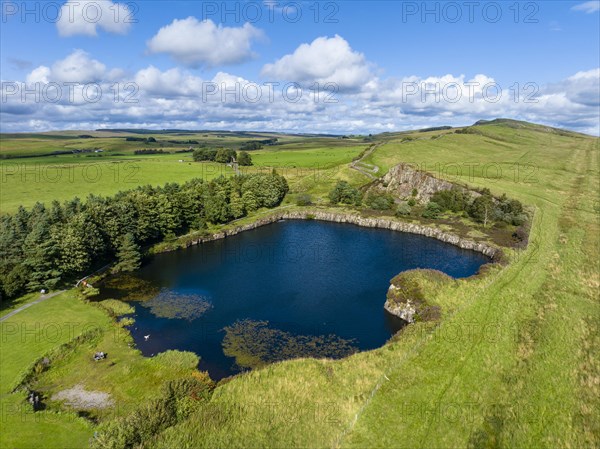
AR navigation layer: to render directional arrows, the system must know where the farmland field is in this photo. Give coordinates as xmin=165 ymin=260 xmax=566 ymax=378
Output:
xmin=0 ymin=131 xmax=367 ymax=213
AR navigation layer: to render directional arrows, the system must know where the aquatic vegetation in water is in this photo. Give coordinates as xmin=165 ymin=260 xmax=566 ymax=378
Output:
xmin=99 ymin=299 xmax=135 ymax=316
xmin=152 ymin=350 xmax=200 ymax=370
xmin=140 ymin=290 xmax=213 ymax=321
xmin=118 ymin=317 xmax=135 ymax=327
xmin=102 ymin=274 xmax=161 ymax=302
xmin=222 ymin=319 xmax=358 ymax=370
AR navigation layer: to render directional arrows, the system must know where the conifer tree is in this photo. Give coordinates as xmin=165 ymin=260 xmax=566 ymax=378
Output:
xmin=113 ymin=233 xmax=141 ymax=273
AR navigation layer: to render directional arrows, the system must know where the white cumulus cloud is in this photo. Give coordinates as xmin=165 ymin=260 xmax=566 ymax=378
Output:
xmin=27 ymin=50 xmax=108 ymax=84
xmin=50 ymin=50 xmax=107 ymax=83
xmin=261 ymin=35 xmax=373 ymax=91
xmin=26 ymin=66 xmax=51 ymax=84
xmin=572 ymin=1 xmax=600 ymax=13
xmin=147 ymin=18 xmax=264 ymax=68
xmin=57 ymin=0 xmax=134 ymax=37
xmin=552 ymin=68 xmax=600 ymax=107
xmin=134 ymin=66 xmax=205 ymax=97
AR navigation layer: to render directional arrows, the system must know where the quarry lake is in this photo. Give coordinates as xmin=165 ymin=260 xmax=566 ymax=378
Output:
xmin=101 ymin=220 xmax=490 ymax=380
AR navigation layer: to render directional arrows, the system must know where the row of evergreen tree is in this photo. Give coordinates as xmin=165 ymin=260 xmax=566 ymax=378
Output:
xmin=0 ymin=173 xmax=288 ymax=301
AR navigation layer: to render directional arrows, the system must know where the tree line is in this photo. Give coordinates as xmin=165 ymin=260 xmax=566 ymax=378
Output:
xmin=193 ymin=148 xmax=253 ymax=166
xmin=0 ymin=173 xmax=288 ymax=301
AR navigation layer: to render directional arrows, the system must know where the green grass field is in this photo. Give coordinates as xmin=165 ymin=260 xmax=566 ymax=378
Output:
xmin=0 ymin=155 xmax=221 ymax=213
xmin=0 ymin=131 xmax=367 ymax=213
xmin=0 ymin=121 xmax=598 ymax=448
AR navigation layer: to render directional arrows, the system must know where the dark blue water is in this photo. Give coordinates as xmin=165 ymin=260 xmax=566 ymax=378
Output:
xmin=120 ymin=220 xmax=489 ymax=380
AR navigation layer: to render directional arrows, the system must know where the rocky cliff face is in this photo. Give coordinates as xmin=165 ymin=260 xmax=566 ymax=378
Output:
xmin=372 ymin=163 xmax=464 ymax=202
xmin=382 ymin=269 xmax=450 ymax=324
xmin=384 ymin=285 xmax=417 ymax=323
xmin=181 ymin=210 xmax=500 ymax=259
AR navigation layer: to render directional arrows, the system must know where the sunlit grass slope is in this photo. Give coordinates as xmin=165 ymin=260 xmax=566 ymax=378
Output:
xmin=148 ymin=123 xmax=599 ymax=448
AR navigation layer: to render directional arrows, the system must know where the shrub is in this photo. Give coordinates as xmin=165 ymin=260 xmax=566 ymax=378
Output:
xmin=422 ymin=201 xmax=442 ymax=219
xmin=430 ymin=188 xmax=470 ymax=213
xmin=215 ymin=148 xmax=236 ymax=164
xmin=81 ymin=286 xmax=100 ymax=298
xmin=407 ymin=198 xmax=416 ymax=207
xmin=511 ymin=213 xmax=528 ymax=226
xmin=118 ymin=317 xmax=135 ymax=327
xmin=192 ymin=148 xmax=217 ymax=161
xmin=152 ymin=350 xmax=200 ymax=370
xmin=364 ymin=191 xmax=395 ymax=210
xmin=134 ymin=149 xmax=167 ymax=155
xmin=468 ymin=194 xmax=495 ymax=226
xmin=296 ymin=193 xmax=313 ymax=206
xmin=240 ymin=141 xmax=263 ymax=151
xmin=237 ymin=151 xmax=253 ymax=166
xmin=498 ymin=194 xmax=523 ymax=215
xmin=328 ymin=181 xmax=362 ymax=206
xmin=166 ymin=375 xmax=213 ymax=398
xmin=396 ymin=202 xmax=412 ymax=216
xmin=91 ymin=376 xmax=215 ymax=449
xmin=99 ymin=299 xmax=134 ymax=316
xmin=91 ymin=397 xmax=177 ymax=449
xmin=496 ymin=195 xmax=526 ymax=225
xmin=241 ymin=173 xmax=289 ymax=208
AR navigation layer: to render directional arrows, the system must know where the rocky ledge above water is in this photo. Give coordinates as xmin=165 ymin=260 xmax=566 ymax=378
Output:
xmin=383 ymin=269 xmax=453 ymax=324
xmin=184 ymin=210 xmax=500 ymax=259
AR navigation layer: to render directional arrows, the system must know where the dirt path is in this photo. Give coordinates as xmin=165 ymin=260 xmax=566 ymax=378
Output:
xmin=0 ymin=290 xmax=65 ymax=322
xmin=350 ymin=142 xmax=383 ymax=179
xmin=52 ymin=384 xmax=114 ymax=410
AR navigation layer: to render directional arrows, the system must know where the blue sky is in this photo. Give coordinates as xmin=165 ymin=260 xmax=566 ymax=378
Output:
xmin=1 ymin=1 xmax=599 ymax=134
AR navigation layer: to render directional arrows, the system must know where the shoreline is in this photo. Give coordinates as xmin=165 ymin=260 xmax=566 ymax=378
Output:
xmin=160 ymin=209 xmax=502 ymax=260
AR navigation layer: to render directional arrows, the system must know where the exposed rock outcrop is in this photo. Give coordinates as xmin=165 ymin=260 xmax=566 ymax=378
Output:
xmin=371 ymin=163 xmax=463 ymax=202
xmin=384 ymin=285 xmax=417 ymax=323
xmin=383 ymin=269 xmax=450 ymax=323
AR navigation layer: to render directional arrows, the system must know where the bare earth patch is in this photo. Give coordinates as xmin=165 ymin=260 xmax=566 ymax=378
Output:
xmin=52 ymin=384 xmax=114 ymax=410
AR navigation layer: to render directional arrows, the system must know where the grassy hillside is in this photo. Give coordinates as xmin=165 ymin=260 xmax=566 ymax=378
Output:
xmin=149 ymin=123 xmax=600 ymax=448
xmin=0 ymin=122 xmax=598 ymax=448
